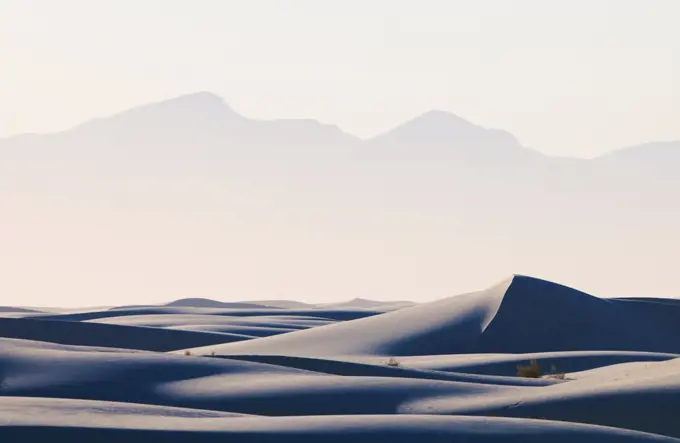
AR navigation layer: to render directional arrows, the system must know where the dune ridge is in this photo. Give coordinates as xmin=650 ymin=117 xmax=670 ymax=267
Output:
xmin=2 ymin=275 xmax=680 ymax=441
xmin=184 ymin=275 xmax=680 ymax=357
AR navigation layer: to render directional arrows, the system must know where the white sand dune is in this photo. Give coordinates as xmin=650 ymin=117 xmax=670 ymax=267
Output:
xmin=0 ymin=396 xmax=251 ymax=419
xmin=2 ymin=334 xmax=680 ymax=438
xmin=2 ymin=413 xmax=677 ymax=442
xmin=112 ymin=298 xmax=279 ymax=310
xmin=317 ymin=298 xmax=417 ymax=311
xmin=88 ymin=314 xmax=336 ymax=337
xmin=0 ymin=317 xmax=246 ymax=351
xmin=0 ymin=311 xmax=49 ymax=318
xmin=1 ymin=338 xmax=530 ymax=417
xmin=31 ymin=306 xmax=379 ymax=322
xmin=2 ymin=275 xmax=680 ymax=441
xmin=169 ymin=325 xmax=299 ymax=337
xmin=91 ymin=314 xmax=335 ymax=329
xmin=211 ymin=354 xmax=560 ymax=386
xmin=164 ymin=298 xmax=276 ymax=309
xmin=249 ymin=300 xmax=317 ymax=309
xmin=1 ymin=306 xmax=362 ymax=350
xmin=186 ymin=276 xmax=680 ymax=357
xmin=0 ymin=306 xmax=45 ymax=313
xmin=402 ymin=357 xmax=680 ymax=438
xmin=350 ymin=351 xmax=680 ymax=376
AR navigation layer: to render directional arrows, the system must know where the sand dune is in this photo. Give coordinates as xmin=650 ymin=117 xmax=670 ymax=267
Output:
xmin=185 ymin=276 xmax=680 ymax=357
xmin=317 ymin=298 xmax=417 ymax=310
xmin=109 ymin=299 xmax=276 ymax=310
xmin=215 ymin=354 xmax=559 ymax=386
xmin=0 ymin=306 xmax=44 ymax=313
xmin=2 ymin=413 xmax=677 ymax=442
xmin=0 ymin=338 xmax=515 ymax=416
xmin=2 ymin=275 xmax=680 ymax=441
xmin=2 ymin=334 xmax=680 ymax=438
xmin=249 ymin=300 xmax=317 ymax=309
xmin=364 ymin=350 xmax=680 ymax=376
xmin=164 ymin=298 xmax=275 ymax=309
xmin=31 ymin=306 xmax=379 ymax=322
xmin=0 ymin=317 xmax=244 ymax=351
xmin=403 ymin=357 xmax=680 ymax=438
xmin=91 ymin=314 xmax=335 ymax=329
xmin=112 ymin=297 xmax=415 ymax=312
xmin=88 ymin=313 xmax=335 ymax=337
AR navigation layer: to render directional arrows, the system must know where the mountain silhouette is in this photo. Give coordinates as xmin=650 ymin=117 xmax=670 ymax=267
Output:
xmin=0 ymin=92 xmax=678 ymax=302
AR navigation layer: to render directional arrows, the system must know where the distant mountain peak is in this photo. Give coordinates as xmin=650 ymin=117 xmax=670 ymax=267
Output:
xmin=72 ymin=92 xmax=244 ymax=134
xmin=136 ymin=91 xmax=240 ymax=117
xmin=176 ymin=90 xmax=223 ymax=101
xmin=377 ymin=110 xmax=478 ymax=140
xmin=162 ymin=91 xmax=231 ymax=108
xmin=410 ymin=109 xmax=476 ymax=127
xmin=372 ymin=109 xmax=521 ymax=150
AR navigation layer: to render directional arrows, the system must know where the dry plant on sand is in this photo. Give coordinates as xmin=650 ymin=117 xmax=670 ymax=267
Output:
xmin=385 ymin=357 xmax=401 ymax=367
xmin=517 ymin=360 xmax=567 ymax=379
xmin=547 ymin=364 xmax=567 ymax=380
xmin=517 ymin=359 xmax=542 ymax=378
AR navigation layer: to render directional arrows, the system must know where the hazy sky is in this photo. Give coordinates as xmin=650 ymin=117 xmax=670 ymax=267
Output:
xmin=1 ymin=0 xmax=679 ymax=157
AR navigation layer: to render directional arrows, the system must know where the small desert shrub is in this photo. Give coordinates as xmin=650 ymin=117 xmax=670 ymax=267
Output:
xmin=517 ymin=359 xmax=542 ymax=378
xmin=385 ymin=357 xmax=401 ymax=367
xmin=547 ymin=372 xmax=566 ymax=380
xmin=547 ymin=363 xmax=566 ymax=380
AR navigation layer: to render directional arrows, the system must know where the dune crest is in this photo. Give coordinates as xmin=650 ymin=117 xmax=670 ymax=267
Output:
xmin=3 ymin=275 xmax=680 ymax=440
xmin=185 ymin=275 xmax=680 ymax=357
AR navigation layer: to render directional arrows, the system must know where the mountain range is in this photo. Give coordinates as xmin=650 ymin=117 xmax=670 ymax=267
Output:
xmin=1 ymin=92 xmax=678 ymax=303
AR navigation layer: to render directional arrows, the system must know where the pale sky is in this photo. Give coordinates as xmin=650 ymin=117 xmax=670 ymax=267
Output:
xmin=1 ymin=0 xmax=679 ymax=157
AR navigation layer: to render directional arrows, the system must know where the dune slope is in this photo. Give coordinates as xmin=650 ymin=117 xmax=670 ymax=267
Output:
xmin=2 ymin=275 xmax=680 ymax=441
xmin=185 ymin=276 xmax=680 ymax=357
